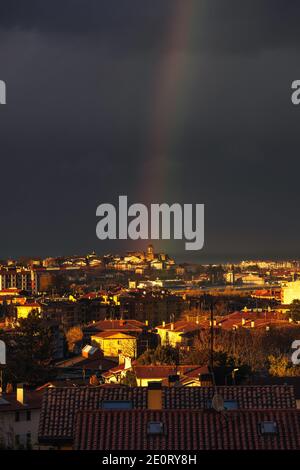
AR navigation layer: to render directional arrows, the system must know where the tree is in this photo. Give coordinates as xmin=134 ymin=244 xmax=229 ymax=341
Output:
xmin=0 ymin=312 xmax=54 ymax=386
xmin=268 ymin=354 xmax=300 ymax=377
xmin=288 ymin=300 xmax=300 ymax=322
xmin=121 ymin=370 xmax=137 ymax=387
xmin=181 ymin=325 xmax=300 ymax=380
xmin=66 ymin=326 xmax=83 ymax=353
xmin=137 ymin=345 xmax=179 ymax=365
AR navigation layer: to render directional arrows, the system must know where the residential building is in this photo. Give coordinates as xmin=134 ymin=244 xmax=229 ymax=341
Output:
xmin=133 ymin=365 xmax=210 ymax=387
xmin=55 ymin=345 xmax=116 ymax=381
xmin=0 ymin=385 xmax=43 ymax=449
xmin=281 ymin=280 xmax=300 ymax=304
xmin=156 ymin=320 xmax=203 ymax=348
xmin=16 ymin=302 xmax=41 ymax=319
xmin=91 ymin=332 xmax=137 ymax=359
xmin=38 ymin=384 xmax=297 ymax=449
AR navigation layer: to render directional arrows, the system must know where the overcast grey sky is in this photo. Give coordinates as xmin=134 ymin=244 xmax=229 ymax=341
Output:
xmin=0 ymin=1 xmax=300 ymax=261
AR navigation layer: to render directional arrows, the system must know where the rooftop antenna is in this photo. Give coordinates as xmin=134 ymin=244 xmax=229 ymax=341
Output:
xmin=208 ymin=297 xmax=224 ymax=411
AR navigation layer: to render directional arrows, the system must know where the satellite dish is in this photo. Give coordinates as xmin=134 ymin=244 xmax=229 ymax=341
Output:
xmin=0 ymin=340 xmax=6 ymax=366
xmin=212 ymin=393 xmax=225 ymax=412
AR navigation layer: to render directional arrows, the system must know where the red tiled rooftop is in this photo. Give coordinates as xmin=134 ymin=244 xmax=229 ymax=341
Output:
xmin=204 ymin=311 xmax=296 ymax=331
xmin=156 ymin=320 xmax=203 ymax=332
xmin=74 ymin=408 xmax=300 ymax=450
xmin=56 ymin=355 xmax=116 ymax=371
xmin=87 ymin=319 xmax=145 ymax=332
xmin=38 ymin=385 xmax=296 ymax=444
xmin=134 ymin=365 xmax=208 ymax=380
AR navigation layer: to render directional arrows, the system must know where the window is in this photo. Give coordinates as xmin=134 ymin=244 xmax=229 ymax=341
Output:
xmin=224 ymin=400 xmax=238 ymax=410
xmin=102 ymin=400 xmax=133 ymax=410
xmin=206 ymin=399 xmax=238 ymax=410
xmin=147 ymin=421 xmax=164 ymax=435
xmin=15 ymin=411 xmax=20 ymax=422
xmin=26 ymin=410 xmax=31 ymax=421
xmin=259 ymin=421 xmax=278 ymax=435
xmin=15 ymin=435 xmax=20 ymax=447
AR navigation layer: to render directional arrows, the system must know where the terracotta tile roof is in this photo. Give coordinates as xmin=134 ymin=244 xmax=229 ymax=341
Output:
xmin=102 ymin=363 xmax=126 ymax=379
xmin=55 ymin=355 xmax=116 ymax=371
xmin=38 ymin=385 xmax=296 ymax=444
xmin=156 ymin=320 xmax=203 ymax=333
xmin=214 ymin=311 xmax=295 ymax=330
xmin=74 ymin=408 xmax=300 ymax=450
xmin=38 ymin=386 xmax=148 ymax=443
xmin=163 ymin=385 xmax=296 ymax=409
xmin=134 ymin=365 xmax=208 ymax=380
xmin=86 ymin=319 xmax=145 ymax=332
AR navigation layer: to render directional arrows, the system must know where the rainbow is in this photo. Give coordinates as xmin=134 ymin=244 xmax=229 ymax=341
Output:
xmin=137 ymin=1 xmax=198 ymax=252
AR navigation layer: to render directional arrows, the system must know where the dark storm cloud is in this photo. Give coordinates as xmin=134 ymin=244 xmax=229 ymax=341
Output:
xmin=1 ymin=1 xmax=300 ymax=55
xmin=0 ymin=1 xmax=300 ymax=260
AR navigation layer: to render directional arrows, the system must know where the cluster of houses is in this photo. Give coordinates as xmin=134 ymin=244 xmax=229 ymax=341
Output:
xmin=0 ymin=381 xmax=300 ymax=450
xmin=0 ymin=311 xmax=300 ymax=450
xmin=46 ymin=310 xmax=297 ymax=391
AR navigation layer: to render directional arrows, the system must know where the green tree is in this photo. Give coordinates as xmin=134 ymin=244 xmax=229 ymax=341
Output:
xmin=121 ymin=370 xmax=137 ymax=387
xmin=268 ymin=354 xmax=300 ymax=377
xmin=288 ymin=300 xmax=300 ymax=322
xmin=137 ymin=345 xmax=179 ymax=365
xmin=0 ymin=312 xmax=54 ymax=386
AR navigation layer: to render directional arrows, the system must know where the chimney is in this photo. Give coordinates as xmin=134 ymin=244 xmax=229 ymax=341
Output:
xmin=147 ymin=382 xmax=162 ymax=410
xmin=124 ymin=356 xmax=132 ymax=370
xmin=242 ymin=318 xmax=246 ymax=326
xmin=251 ymin=321 xmax=255 ymax=328
xmin=16 ymin=384 xmax=25 ymax=405
xmin=170 ymin=323 xmax=174 ymax=330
